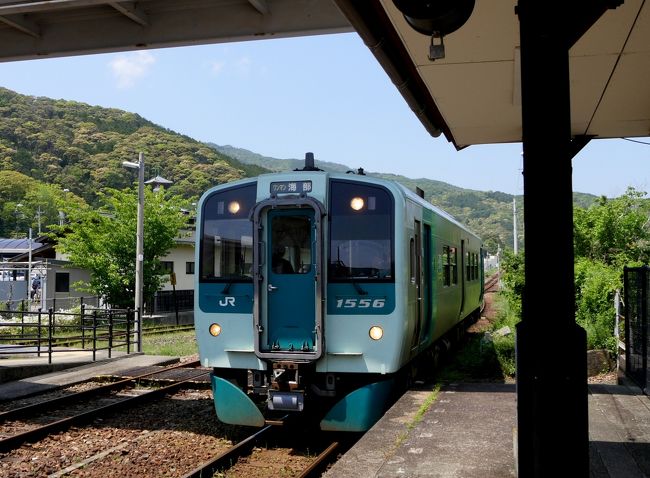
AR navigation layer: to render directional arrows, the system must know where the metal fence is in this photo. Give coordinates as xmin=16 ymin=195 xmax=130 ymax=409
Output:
xmin=149 ymin=289 xmax=193 ymax=313
xmin=0 ymin=305 xmax=139 ymax=364
xmin=624 ymin=266 xmax=650 ymax=393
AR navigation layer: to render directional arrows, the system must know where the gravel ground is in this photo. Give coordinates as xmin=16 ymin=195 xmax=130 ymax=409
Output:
xmin=0 ymin=388 xmax=247 ymax=477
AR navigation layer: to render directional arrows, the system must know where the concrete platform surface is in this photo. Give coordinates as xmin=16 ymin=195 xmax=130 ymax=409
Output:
xmin=0 ymin=353 xmax=179 ymax=401
xmin=325 ymin=380 xmax=650 ymax=477
xmin=326 ymin=382 xmax=517 ymax=478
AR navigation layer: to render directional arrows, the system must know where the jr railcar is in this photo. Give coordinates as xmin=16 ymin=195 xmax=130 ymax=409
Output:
xmin=194 ymin=155 xmax=484 ymax=432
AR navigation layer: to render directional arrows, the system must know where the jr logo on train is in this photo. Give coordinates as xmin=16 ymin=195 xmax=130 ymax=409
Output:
xmin=194 ymin=154 xmax=484 ymax=431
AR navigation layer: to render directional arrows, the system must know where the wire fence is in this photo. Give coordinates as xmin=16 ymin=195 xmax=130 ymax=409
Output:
xmin=624 ymin=266 xmax=650 ymax=393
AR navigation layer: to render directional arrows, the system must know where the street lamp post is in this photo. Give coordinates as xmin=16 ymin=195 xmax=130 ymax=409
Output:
xmin=122 ymin=152 xmax=144 ymax=353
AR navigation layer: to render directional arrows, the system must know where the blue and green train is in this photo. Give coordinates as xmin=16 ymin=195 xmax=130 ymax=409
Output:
xmin=194 ymin=155 xmax=484 ymax=432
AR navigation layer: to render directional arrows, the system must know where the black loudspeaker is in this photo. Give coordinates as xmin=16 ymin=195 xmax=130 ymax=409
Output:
xmin=392 ymin=0 xmax=475 ymax=36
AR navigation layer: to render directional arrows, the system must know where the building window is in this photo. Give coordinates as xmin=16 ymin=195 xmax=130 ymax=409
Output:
xmin=186 ymin=261 xmax=195 ymax=275
xmin=55 ymin=272 xmax=70 ymax=293
xmin=161 ymin=261 xmax=174 ymax=274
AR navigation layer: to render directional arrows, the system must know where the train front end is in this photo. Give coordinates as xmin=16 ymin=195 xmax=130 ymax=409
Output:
xmin=195 ymin=166 xmax=403 ymax=431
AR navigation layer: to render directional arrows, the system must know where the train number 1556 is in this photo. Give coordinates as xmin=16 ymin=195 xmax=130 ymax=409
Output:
xmin=335 ymin=298 xmax=386 ymax=309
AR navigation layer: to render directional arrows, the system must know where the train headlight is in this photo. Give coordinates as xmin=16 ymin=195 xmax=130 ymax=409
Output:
xmin=228 ymin=201 xmax=241 ymax=214
xmin=369 ymin=326 xmax=384 ymax=341
xmin=209 ymin=323 xmax=222 ymax=337
xmin=350 ymin=197 xmax=365 ymax=211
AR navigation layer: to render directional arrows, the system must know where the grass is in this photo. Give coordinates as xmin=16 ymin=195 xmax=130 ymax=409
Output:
xmin=142 ymin=330 xmax=198 ymax=357
xmin=436 ymin=293 xmax=520 ymax=382
xmin=393 ymin=385 xmax=441 ymax=450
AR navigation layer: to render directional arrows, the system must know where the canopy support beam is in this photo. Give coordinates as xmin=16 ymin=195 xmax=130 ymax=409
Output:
xmin=515 ymin=1 xmax=621 ymax=476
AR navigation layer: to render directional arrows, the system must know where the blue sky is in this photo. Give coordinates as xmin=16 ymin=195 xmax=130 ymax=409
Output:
xmin=0 ymin=32 xmax=647 ymax=197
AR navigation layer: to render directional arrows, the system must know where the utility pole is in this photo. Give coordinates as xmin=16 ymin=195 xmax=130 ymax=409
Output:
xmin=35 ymin=207 xmax=42 ymax=235
xmin=122 ymin=152 xmax=144 ymax=353
xmin=27 ymin=227 xmax=32 ymax=310
xmin=513 ymin=197 xmax=518 ymax=254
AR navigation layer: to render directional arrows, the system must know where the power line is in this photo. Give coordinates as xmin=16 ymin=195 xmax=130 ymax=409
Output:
xmin=622 ymin=137 xmax=650 ymax=146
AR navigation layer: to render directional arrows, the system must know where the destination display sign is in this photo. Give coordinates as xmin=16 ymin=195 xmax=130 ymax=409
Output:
xmin=270 ymin=181 xmax=312 ymax=194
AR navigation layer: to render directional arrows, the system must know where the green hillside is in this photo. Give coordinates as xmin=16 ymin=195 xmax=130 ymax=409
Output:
xmin=0 ymin=87 xmax=598 ymax=253
xmin=0 ymin=87 xmax=267 ymax=206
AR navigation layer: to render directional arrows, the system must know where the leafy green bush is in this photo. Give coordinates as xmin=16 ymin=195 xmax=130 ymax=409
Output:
xmin=492 ymin=334 xmax=516 ymax=377
xmin=499 ymin=250 xmax=524 ymax=316
xmin=574 ymin=258 xmax=621 ymax=352
xmin=489 ymin=294 xmax=520 ymax=377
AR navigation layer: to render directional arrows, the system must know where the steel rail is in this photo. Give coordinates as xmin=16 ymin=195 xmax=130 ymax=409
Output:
xmin=0 ymin=359 xmax=201 ymax=422
xmin=0 ymin=370 xmax=210 ymax=453
xmin=297 ymin=441 xmax=340 ymax=478
xmin=181 ymin=424 xmax=276 ymax=478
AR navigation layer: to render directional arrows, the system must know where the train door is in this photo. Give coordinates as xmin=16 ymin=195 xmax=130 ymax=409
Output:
xmin=411 ymin=220 xmax=423 ymax=350
xmin=420 ymin=224 xmax=432 ymax=342
xmin=460 ymin=239 xmax=466 ymax=316
xmin=265 ymin=209 xmax=315 ymax=352
xmin=250 ymin=197 xmax=325 ymax=361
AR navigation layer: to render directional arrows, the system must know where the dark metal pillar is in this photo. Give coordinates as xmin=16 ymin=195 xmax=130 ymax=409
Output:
xmin=516 ymin=1 xmax=621 ymax=475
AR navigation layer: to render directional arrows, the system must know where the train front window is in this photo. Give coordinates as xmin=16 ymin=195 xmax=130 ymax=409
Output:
xmin=329 ymin=180 xmax=393 ymax=281
xmin=200 ymin=183 xmax=256 ymax=281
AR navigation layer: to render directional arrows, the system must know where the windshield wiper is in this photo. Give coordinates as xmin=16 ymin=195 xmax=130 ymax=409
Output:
xmin=351 ymin=281 xmax=368 ymax=296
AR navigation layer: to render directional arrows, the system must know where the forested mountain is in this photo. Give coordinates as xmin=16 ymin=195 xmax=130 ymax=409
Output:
xmin=0 ymin=87 xmax=598 ymax=253
xmin=0 ymin=87 xmax=266 ymax=205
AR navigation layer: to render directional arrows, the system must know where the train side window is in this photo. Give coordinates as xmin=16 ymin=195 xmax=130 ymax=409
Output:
xmin=442 ymin=246 xmax=450 ymax=286
xmin=200 ymin=182 xmax=257 ymax=282
xmin=466 ymin=251 xmax=471 ymax=280
xmin=410 ymin=238 xmax=415 ymax=283
xmin=450 ymin=247 xmax=458 ymax=285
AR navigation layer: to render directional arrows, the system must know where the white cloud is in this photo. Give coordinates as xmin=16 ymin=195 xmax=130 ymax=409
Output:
xmin=205 ymin=56 xmax=257 ymax=79
xmin=109 ymin=51 xmax=156 ymax=89
xmin=236 ymin=56 xmax=252 ymax=76
xmin=210 ymin=61 xmax=225 ymax=76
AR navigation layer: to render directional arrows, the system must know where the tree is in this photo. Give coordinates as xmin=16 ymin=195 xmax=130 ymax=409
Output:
xmin=572 ymin=187 xmax=650 ymax=351
xmin=573 ymin=187 xmax=650 ymax=266
xmin=54 ymin=187 xmax=190 ymax=308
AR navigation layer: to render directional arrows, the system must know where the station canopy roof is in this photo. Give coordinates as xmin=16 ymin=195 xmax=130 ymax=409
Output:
xmin=0 ymin=0 xmax=648 ymax=149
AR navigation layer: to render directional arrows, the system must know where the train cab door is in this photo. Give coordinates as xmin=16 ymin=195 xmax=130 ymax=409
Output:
xmin=266 ymin=209 xmax=315 ymax=352
xmin=250 ymin=197 xmax=325 ymax=361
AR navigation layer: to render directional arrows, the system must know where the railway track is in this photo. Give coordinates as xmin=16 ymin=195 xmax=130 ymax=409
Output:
xmin=0 ymin=360 xmax=207 ymax=453
xmin=182 ymin=422 xmax=341 ymax=478
xmin=484 ymin=272 xmax=500 ymax=293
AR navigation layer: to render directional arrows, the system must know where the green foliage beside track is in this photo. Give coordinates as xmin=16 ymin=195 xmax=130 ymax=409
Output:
xmin=497 ymin=187 xmax=650 ymax=358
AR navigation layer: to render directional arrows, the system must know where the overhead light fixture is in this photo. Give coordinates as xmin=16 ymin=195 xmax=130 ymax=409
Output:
xmin=392 ymin=0 xmax=475 ymax=60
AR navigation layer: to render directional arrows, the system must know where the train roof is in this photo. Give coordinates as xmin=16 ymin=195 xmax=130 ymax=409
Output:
xmin=202 ymin=171 xmax=480 ymax=242
xmin=393 ymin=182 xmax=481 ymax=241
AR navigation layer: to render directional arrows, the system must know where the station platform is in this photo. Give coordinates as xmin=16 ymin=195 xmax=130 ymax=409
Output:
xmin=0 ymin=352 xmax=179 ymax=401
xmin=325 ymin=379 xmax=650 ymax=478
